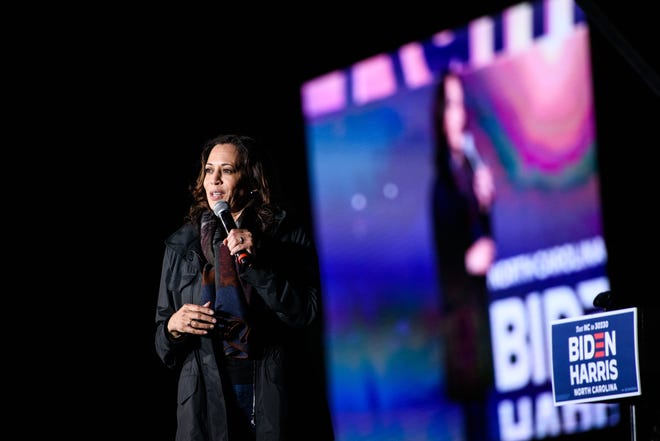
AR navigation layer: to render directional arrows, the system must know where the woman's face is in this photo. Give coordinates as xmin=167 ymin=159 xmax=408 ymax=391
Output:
xmin=204 ymin=143 xmax=242 ymax=211
xmin=443 ymin=74 xmax=467 ymax=150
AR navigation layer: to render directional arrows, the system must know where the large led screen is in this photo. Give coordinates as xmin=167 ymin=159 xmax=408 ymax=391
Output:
xmin=301 ymin=0 xmax=624 ymax=440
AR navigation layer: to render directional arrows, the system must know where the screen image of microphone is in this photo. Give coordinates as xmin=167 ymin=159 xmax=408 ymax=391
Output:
xmin=213 ymin=200 xmax=252 ymax=267
xmin=462 ymin=132 xmax=484 ymax=169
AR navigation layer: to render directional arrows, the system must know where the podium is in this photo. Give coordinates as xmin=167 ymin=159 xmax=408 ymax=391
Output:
xmin=549 ymin=293 xmax=659 ymax=440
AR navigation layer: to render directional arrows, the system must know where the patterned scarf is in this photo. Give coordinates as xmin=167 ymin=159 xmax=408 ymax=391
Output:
xmin=200 ymin=211 xmax=252 ymax=359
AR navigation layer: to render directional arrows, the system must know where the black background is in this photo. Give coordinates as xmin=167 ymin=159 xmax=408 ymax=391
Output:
xmin=34 ymin=0 xmax=658 ymax=438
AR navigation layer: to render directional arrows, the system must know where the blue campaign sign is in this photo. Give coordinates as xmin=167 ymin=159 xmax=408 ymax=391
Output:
xmin=549 ymin=307 xmax=641 ymax=405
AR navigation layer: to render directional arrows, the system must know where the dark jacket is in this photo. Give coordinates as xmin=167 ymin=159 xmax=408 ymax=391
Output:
xmin=155 ymin=209 xmax=334 ymax=441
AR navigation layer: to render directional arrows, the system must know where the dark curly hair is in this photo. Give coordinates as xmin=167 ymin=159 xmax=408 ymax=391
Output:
xmin=186 ymin=134 xmax=280 ymax=232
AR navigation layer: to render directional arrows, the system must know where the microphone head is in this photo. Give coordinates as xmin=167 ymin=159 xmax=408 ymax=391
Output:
xmin=462 ymin=132 xmax=484 ymax=169
xmin=213 ymin=200 xmax=230 ymax=217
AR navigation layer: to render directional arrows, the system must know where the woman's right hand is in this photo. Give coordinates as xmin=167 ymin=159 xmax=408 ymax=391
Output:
xmin=465 ymin=236 xmax=496 ymax=276
xmin=167 ymin=301 xmax=216 ymax=338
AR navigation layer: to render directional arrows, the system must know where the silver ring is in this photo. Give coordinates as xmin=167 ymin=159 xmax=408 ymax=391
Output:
xmin=240 ymin=236 xmax=244 ymax=244
xmin=188 ymin=320 xmax=192 ymax=327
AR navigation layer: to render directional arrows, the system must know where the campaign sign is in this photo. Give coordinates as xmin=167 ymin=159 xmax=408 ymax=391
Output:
xmin=549 ymin=307 xmax=641 ymax=405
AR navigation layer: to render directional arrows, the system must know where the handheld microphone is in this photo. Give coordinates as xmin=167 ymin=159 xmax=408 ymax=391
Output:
xmin=213 ymin=200 xmax=252 ymax=267
xmin=462 ymin=132 xmax=484 ymax=169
